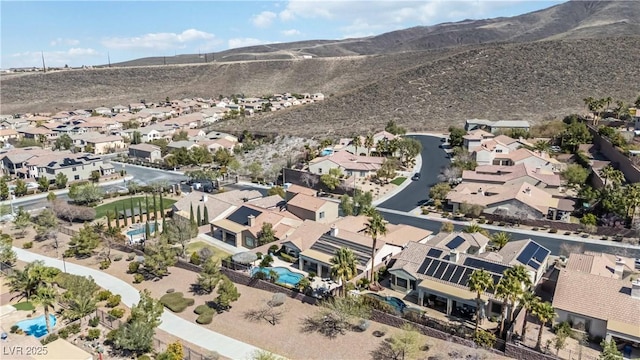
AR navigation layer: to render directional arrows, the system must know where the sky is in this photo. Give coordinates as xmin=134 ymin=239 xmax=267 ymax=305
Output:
xmin=1 ymin=0 xmax=565 ymax=69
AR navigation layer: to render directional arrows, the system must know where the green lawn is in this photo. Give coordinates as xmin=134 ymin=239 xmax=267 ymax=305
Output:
xmin=13 ymin=301 xmax=35 ymax=311
xmin=186 ymin=241 xmax=231 ymax=263
xmin=94 ymin=196 xmax=176 ymax=219
xmin=390 ymin=177 xmax=407 ymax=186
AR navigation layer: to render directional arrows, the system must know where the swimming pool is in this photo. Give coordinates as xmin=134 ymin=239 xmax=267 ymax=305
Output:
xmin=320 ymin=149 xmax=334 ymax=156
xmin=251 ymin=267 xmax=304 ymax=286
xmin=366 ymin=293 xmax=408 ymax=313
xmin=15 ymin=314 xmax=56 ymax=338
xmin=127 ymin=223 xmax=156 ymax=236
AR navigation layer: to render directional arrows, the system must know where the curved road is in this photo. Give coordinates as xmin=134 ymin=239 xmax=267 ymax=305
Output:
xmin=376 ymin=135 xmax=640 ymax=258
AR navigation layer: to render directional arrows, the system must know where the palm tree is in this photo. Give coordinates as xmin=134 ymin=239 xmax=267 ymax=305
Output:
xmin=520 ymin=291 xmax=540 ymax=342
xmin=625 ymin=183 xmax=640 ymax=219
xmin=351 ymin=135 xmax=362 ymax=155
xmin=495 ymin=276 xmax=521 ymax=337
xmin=330 ymin=247 xmax=358 ymax=297
xmin=364 ymin=134 xmax=374 ymax=156
xmin=490 ymin=232 xmax=511 ymax=250
xmin=364 ymin=210 xmax=387 ymax=284
xmin=463 ymin=222 xmax=488 ymax=236
xmin=599 ymin=165 xmax=624 ymax=188
xmin=32 ymin=285 xmax=58 ymax=334
xmin=8 ymin=261 xmax=56 ymax=301
xmin=468 ymin=269 xmax=494 ymax=332
xmin=504 ymin=265 xmax=532 ymax=324
xmin=533 ymin=140 xmax=551 ymax=153
xmin=533 ymin=301 xmax=556 ymax=350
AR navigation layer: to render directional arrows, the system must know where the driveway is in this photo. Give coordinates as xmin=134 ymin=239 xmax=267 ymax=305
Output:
xmin=377 ymin=134 xmax=450 ymax=211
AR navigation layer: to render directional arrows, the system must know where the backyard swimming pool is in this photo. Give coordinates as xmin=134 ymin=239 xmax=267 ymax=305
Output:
xmin=15 ymin=314 xmax=56 ymax=338
xmin=251 ymin=267 xmax=304 ymax=286
xmin=366 ymin=293 xmax=408 ymax=313
xmin=127 ymin=223 xmax=156 ymax=236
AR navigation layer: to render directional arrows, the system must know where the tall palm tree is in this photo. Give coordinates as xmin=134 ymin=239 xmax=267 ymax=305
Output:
xmin=490 ymin=232 xmax=511 ymax=250
xmin=495 ymin=276 xmax=520 ymax=337
xmin=8 ymin=261 xmax=56 ymax=301
xmin=625 ymin=183 xmax=640 ymax=219
xmin=364 ymin=210 xmax=387 ymax=284
xmin=520 ymin=291 xmax=540 ymax=341
xmin=468 ymin=269 xmax=494 ymax=332
xmin=600 ymin=165 xmax=624 ymax=188
xmin=330 ymin=247 xmax=358 ymax=297
xmin=533 ymin=301 xmax=556 ymax=350
xmin=364 ymin=134 xmax=374 ymax=156
xmin=351 ymin=135 xmax=362 ymax=155
xmin=32 ymin=284 xmax=58 ymax=334
xmin=504 ymin=265 xmax=531 ymax=324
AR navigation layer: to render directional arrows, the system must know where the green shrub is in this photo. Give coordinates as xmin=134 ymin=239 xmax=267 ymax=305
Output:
xmin=160 ymin=292 xmax=195 ymax=313
xmin=106 ymin=294 xmax=121 ymax=308
xmin=10 ymin=325 xmax=19 ymax=333
xmin=473 ymin=329 xmax=496 ymax=348
xmin=531 ymin=227 xmax=539 ymax=231
xmin=89 ymin=316 xmax=100 ymax=327
xmin=279 ymin=252 xmax=296 ymax=263
xmin=549 ymin=228 xmax=558 ymax=233
xmin=190 ymin=252 xmax=201 ymax=265
xmin=108 ymin=308 xmax=125 ymax=319
xmin=421 ymin=207 xmax=429 ymax=215
xmin=41 ymin=333 xmax=59 ymax=345
xmin=194 ymin=304 xmax=212 ymax=315
xmin=196 ymin=311 xmax=214 ymax=324
xmin=96 ymin=290 xmax=112 ymax=301
xmin=138 ymin=356 xmax=151 ymax=360
xmin=86 ymin=328 xmax=101 ymax=341
xmin=256 ymin=252 xmax=263 ymax=259
xmin=113 ymin=255 xmax=123 ymax=262
xmin=58 ymin=327 xmax=69 ymax=339
xmin=128 ymin=261 xmax=140 ymax=274
xmin=105 ymin=329 xmax=118 ymax=344
xmin=99 ymin=260 xmax=111 ymax=269
xmin=23 ymin=242 xmax=33 ymax=249
xmin=308 ymin=271 xmax=316 ymax=281
xmin=126 ymin=254 xmax=135 ymax=261
xmin=133 ymin=274 xmax=144 ymax=283
xmin=166 ymin=288 xmax=175 ymax=293
xmin=67 ymin=323 xmax=81 ymax=334
xmin=268 ymin=245 xmax=279 ymax=254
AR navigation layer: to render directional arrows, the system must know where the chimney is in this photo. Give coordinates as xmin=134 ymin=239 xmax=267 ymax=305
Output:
xmin=525 ymin=187 xmax=531 ymax=196
xmin=248 ymin=215 xmax=255 ymax=227
xmin=202 ymin=194 xmax=208 ymax=202
xmin=449 ymin=249 xmax=459 ymax=263
xmin=478 ymin=188 xmax=484 ymax=196
xmin=330 ymin=224 xmax=339 ymax=237
xmin=615 ymin=258 xmax=625 ymax=278
xmin=632 ymin=279 xmax=640 ymax=300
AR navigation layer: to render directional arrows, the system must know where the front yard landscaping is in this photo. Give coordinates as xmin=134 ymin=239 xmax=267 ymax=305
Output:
xmin=390 ymin=176 xmax=407 ymax=186
xmin=93 ymin=196 xmax=176 ymax=219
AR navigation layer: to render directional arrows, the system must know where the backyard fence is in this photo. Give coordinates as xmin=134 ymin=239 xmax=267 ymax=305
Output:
xmin=0 ymin=261 xmax=14 ymax=276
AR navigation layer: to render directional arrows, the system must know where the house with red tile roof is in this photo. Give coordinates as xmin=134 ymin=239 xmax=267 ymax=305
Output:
xmin=309 ymin=150 xmax=385 ymax=178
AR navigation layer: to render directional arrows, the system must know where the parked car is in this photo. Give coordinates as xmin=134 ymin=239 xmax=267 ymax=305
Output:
xmin=411 ymin=173 xmax=421 ymax=181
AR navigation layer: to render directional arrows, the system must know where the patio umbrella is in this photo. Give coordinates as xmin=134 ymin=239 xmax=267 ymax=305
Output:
xmin=232 ymin=251 xmax=258 ymax=264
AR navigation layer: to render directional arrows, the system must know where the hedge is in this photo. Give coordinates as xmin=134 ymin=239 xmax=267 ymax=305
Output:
xmin=159 ymin=292 xmax=195 ymax=313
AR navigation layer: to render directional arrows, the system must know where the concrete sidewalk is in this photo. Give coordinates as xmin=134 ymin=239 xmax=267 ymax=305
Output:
xmin=13 ymin=248 xmax=266 ymax=360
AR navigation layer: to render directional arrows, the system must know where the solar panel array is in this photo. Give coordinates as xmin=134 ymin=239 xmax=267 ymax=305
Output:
xmin=417 ymin=257 xmax=492 ymax=288
xmin=515 ymin=242 xmax=550 ymax=271
xmin=463 ymin=258 xmax=510 ymax=275
xmin=427 ymin=248 xmax=443 ymax=258
xmin=445 ymin=236 xmax=465 ymax=250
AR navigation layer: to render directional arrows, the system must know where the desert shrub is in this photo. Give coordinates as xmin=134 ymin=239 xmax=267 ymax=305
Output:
xmin=549 ymin=228 xmax=558 ymax=233
xmin=160 ymin=292 xmax=194 ymax=313
xmin=126 ymin=254 xmax=135 ymax=261
xmin=86 ymin=328 xmax=101 ymax=341
xmin=196 ymin=311 xmax=214 ymax=324
xmin=89 ymin=316 xmax=100 ymax=327
xmin=190 ymin=252 xmax=201 ymax=265
xmin=133 ymin=274 xmax=144 ymax=283
xmin=113 ymin=255 xmax=123 ymax=261
xmin=256 ymin=252 xmax=263 ymax=259
xmin=108 ymin=308 xmax=125 ymax=319
xmin=96 ymin=290 xmax=112 ymax=301
xmin=58 ymin=327 xmax=69 ymax=339
xmin=308 ymin=271 xmax=316 ymax=280
xmin=473 ymin=329 xmax=496 ymax=348
xmin=166 ymin=288 xmax=175 ymax=293
xmin=10 ymin=325 xmax=19 ymax=333
xmin=106 ymin=294 xmax=121 ymax=308
xmin=531 ymin=227 xmax=539 ymax=231
xmin=99 ymin=260 xmax=110 ymax=269
xmin=41 ymin=333 xmax=59 ymax=345
xmin=67 ymin=323 xmax=81 ymax=334
xmin=128 ymin=261 xmax=140 ymax=274
xmin=194 ymin=304 xmax=212 ymax=314
xmin=105 ymin=329 xmax=118 ymax=344
xmin=268 ymin=245 xmax=279 ymax=254
xmin=52 ymin=200 xmax=96 ymax=222
xmin=23 ymin=242 xmax=33 ymax=249
xmin=138 ymin=356 xmax=151 ymax=360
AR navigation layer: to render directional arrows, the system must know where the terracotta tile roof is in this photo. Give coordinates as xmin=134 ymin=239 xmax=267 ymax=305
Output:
xmin=381 ymin=224 xmax=432 ymax=247
xmin=552 ymin=269 xmax=640 ymax=328
xmin=282 ymin=220 xmax=332 ymax=252
xmin=566 ymin=252 xmax=636 ymax=279
xmin=287 ymin=193 xmax=328 ymax=211
xmin=331 ymin=215 xmax=369 ymax=233
xmin=462 ymin=163 xmax=561 ymax=187
xmin=247 ymin=194 xmax=284 ymax=209
xmin=447 ymin=181 xmax=558 ymax=215
xmin=129 ymin=143 xmax=160 ymax=152
xmin=286 ymin=184 xmax=317 ymax=197
xmin=426 ymin=231 xmax=490 ymax=253
xmin=463 ymin=129 xmax=494 ymax=140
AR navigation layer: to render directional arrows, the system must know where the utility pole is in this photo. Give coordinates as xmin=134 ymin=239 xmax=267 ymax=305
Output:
xmin=108 ymin=52 xmax=111 ymax=67
xmin=41 ymin=51 xmax=46 ymax=73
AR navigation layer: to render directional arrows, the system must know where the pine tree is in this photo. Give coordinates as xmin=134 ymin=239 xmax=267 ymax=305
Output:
xmin=115 ymin=209 xmax=121 ymax=228
xmin=203 ymin=206 xmax=209 ymax=225
xmin=130 ymin=197 xmax=136 ymax=223
xmin=123 ymin=204 xmax=128 ymax=226
xmin=107 ymin=211 xmax=113 ymax=230
xmin=153 ymin=194 xmax=158 ymax=220
xmin=160 ymin=193 xmax=165 ymax=220
xmin=189 ymin=203 xmax=195 ymax=225
xmin=145 ymin=222 xmax=151 ymax=239
xmin=162 ymin=219 xmax=166 ymax=235
xmin=138 ymin=199 xmax=143 ymax=222
xmin=145 ymin=195 xmax=150 ymax=220
xmin=197 ymin=206 xmax=202 ymax=226
xmin=154 ymin=219 xmax=159 ymax=236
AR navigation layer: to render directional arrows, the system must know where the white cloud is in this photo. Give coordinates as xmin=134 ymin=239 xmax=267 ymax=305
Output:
xmin=101 ymin=29 xmax=215 ymax=51
xmin=281 ymin=29 xmax=301 ymax=36
xmin=50 ymin=38 xmax=80 ymax=46
xmin=228 ymin=38 xmax=270 ymax=49
xmin=251 ymin=11 xmax=277 ymax=28
xmin=7 ymin=48 xmax=99 ymax=68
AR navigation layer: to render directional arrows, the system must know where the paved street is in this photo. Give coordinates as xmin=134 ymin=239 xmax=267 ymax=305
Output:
xmin=377 ymin=134 xmax=450 ymax=211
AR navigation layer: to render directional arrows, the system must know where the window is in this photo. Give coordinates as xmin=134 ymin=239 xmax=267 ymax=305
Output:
xmin=245 ymin=236 xmax=255 ymax=248
xmin=319 ymin=211 xmax=325 ymax=219
xmin=74 ymin=175 xmax=80 ymax=180
xmin=491 ymin=302 xmax=502 ymax=315
xmin=72 ymin=167 xmax=77 ymax=171
xmin=496 ymin=149 xmax=503 ymax=153
xmin=396 ymin=277 xmax=408 ymax=289
xmin=360 ymin=171 xmax=366 ymax=177
xmin=318 ymin=168 xmax=323 ymax=174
